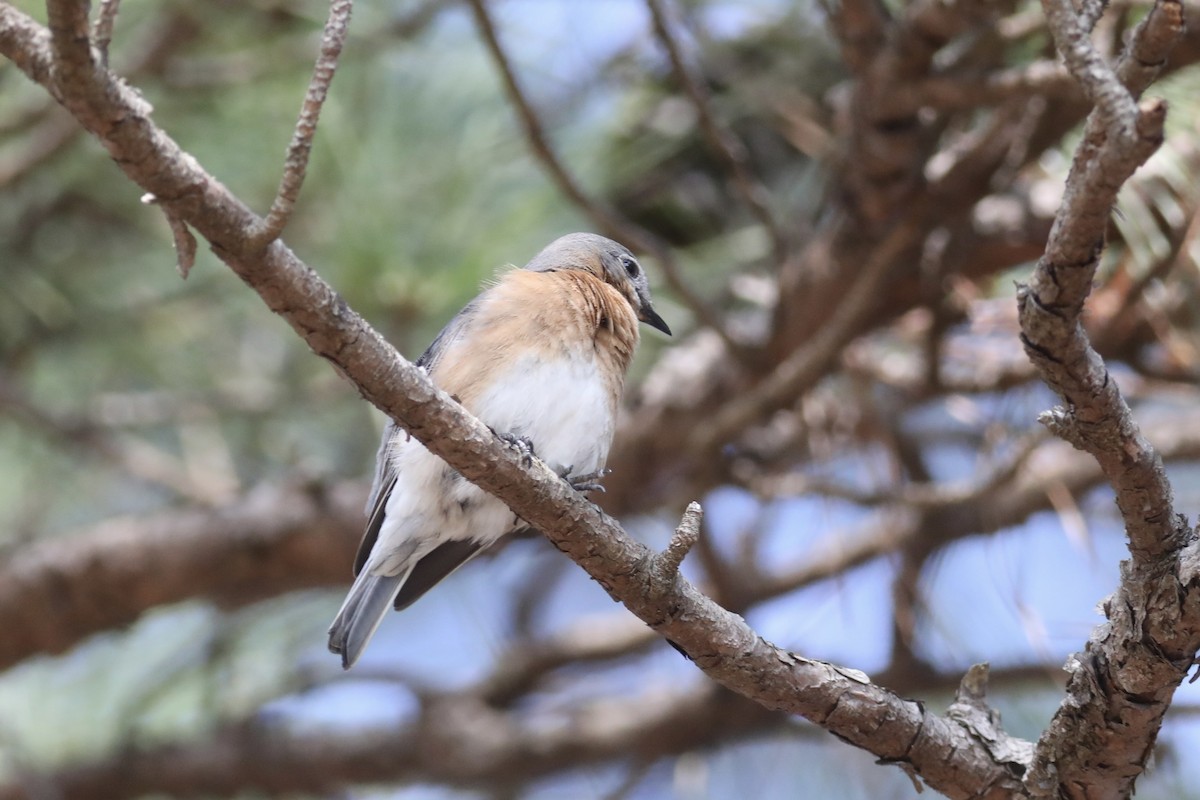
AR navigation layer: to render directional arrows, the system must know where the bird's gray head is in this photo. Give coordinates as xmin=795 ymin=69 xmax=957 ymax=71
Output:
xmin=523 ymin=232 xmax=671 ymax=335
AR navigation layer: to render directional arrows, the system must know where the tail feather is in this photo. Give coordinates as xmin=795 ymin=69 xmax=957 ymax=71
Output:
xmin=327 ymin=570 xmax=409 ymax=670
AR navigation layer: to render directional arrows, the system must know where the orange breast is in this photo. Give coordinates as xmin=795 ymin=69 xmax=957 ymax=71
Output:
xmin=431 ymin=269 xmax=640 ymax=415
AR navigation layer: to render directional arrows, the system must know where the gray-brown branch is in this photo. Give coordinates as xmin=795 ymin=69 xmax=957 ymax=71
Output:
xmin=1016 ymin=0 xmax=1196 ymax=794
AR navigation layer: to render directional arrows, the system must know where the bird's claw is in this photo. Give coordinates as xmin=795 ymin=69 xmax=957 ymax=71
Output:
xmin=496 ymin=431 xmax=536 ymax=467
xmin=561 ymin=466 xmax=610 ymax=494
xmin=495 ymin=438 xmax=608 ymax=492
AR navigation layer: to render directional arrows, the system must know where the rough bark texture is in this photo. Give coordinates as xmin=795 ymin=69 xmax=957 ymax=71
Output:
xmin=1015 ymin=0 xmax=1199 ymax=796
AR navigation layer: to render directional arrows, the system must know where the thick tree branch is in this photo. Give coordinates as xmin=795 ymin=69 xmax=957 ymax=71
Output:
xmin=1016 ymin=0 xmax=1196 ymax=794
xmin=0 ymin=482 xmax=363 ymax=669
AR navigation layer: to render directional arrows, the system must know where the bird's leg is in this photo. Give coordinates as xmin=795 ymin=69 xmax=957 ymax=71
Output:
xmin=493 ymin=430 xmax=607 ymax=493
xmin=495 ymin=430 xmax=536 ymax=467
xmin=559 ymin=466 xmax=610 ymax=494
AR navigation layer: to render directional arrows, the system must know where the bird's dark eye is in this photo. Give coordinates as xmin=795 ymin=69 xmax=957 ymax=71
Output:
xmin=621 ymin=256 xmax=639 ymax=278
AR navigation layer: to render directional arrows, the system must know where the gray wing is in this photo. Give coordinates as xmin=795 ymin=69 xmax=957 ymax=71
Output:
xmin=353 ymin=298 xmax=482 ymax=577
xmin=392 ymin=539 xmax=485 ymax=610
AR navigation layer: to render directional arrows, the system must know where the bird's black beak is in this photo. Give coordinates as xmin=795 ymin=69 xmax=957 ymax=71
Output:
xmin=639 ymin=305 xmax=672 ymax=336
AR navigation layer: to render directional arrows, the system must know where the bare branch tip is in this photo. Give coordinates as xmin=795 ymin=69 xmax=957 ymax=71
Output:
xmin=956 ymin=662 xmax=992 ymax=703
xmin=169 ymin=214 xmax=198 ymax=280
xmin=652 ymin=501 xmax=703 ymax=582
xmin=674 ymin=501 xmax=703 ymax=546
xmin=1038 ymin=407 xmax=1087 ymax=449
xmin=1138 ymin=97 xmax=1168 ymax=133
xmin=139 ymin=193 xmax=197 ymax=278
xmin=92 ymin=0 xmax=121 ymax=67
xmin=252 ymin=0 xmax=354 ymax=250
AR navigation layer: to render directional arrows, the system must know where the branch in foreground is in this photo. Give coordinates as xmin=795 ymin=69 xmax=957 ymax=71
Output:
xmin=2 ymin=5 xmax=1029 ymax=794
xmin=8 ymin=399 xmax=1200 ymax=683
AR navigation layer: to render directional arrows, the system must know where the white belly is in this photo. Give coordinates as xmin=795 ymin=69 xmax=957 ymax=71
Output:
xmin=370 ymin=351 xmax=616 ymax=576
xmin=473 ymin=351 xmax=616 ymax=475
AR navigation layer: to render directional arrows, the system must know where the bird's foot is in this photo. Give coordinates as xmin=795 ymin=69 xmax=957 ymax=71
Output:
xmin=560 ymin=466 xmax=610 ymax=494
xmin=496 ymin=431 xmax=536 ymax=467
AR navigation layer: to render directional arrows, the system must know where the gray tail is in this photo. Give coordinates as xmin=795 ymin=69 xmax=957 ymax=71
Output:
xmin=327 ymin=570 xmax=408 ymax=670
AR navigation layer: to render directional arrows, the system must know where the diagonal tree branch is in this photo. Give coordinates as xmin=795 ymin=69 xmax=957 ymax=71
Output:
xmin=7 ymin=398 xmax=1200 ymax=684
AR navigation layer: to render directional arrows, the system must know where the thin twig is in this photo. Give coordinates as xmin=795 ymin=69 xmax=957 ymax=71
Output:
xmin=888 ymin=546 xmax=935 ymax=679
xmin=464 ymin=0 xmax=746 ymax=354
xmin=652 ymin=501 xmax=703 ymax=586
xmin=248 ymin=0 xmax=354 ymax=250
xmin=168 ymin=213 xmax=197 ymax=278
xmin=92 ymin=0 xmax=120 ymax=66
xmin=142 ymin=192 xmax=198 ymax=278
xmin=644 ymin=0 xmax=787 ymax=268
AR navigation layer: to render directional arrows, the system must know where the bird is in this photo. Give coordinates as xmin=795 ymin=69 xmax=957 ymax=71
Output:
xmin=328 ymin=232 xmax=671 ymax=669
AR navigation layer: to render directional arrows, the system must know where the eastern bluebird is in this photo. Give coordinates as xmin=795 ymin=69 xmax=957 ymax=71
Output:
xmin=328 ymin=232 xmax=671 ymax=669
